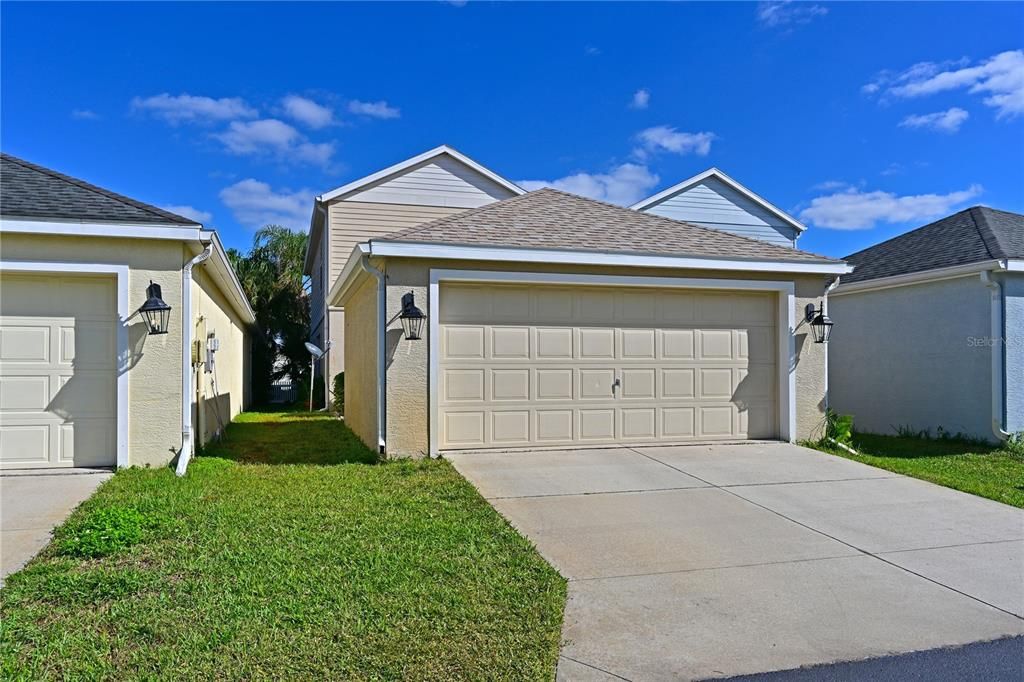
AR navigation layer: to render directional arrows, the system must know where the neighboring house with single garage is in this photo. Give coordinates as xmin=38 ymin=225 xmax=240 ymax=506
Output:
xmin=304 ymin=145 xmax=524 ymax=403
xmin=331 ymin=187 xmax=851 ymax=457
xmin=632 ymin=167 xmax=807 ymax=248
xmin=0 ymin=153 xmax=255 ymax=469
xmin=829 ymin=206 xmax=1024 ymax=443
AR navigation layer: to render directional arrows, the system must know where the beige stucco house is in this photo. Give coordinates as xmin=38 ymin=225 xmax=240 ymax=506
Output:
xmin=330 ymin=187 xmax=851 ymax=457
xmin=304 ymin=145 xmax=524 ymax=404
xmin=0 ymin=153 xmax=255 ymax=470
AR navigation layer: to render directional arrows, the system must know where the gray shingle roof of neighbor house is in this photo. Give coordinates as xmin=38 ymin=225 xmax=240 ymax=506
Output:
xmin=377 ymin=187 xmax=843 ymax=263
xmin=842 ymin=206 xmax=1024 ymax=284
xmin=0 ymin=152 xmax=198 ymax=225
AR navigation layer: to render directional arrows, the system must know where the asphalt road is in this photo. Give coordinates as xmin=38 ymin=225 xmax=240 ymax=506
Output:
xmin=722 ymin=636 xmax=1024 ymax=682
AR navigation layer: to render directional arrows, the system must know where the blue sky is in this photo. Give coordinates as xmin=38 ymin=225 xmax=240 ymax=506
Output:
xmin=2 ymin=1 xmax=1022 ymax=258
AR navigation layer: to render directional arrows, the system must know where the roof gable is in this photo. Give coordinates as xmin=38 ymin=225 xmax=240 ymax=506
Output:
xmin=318 ymin=145 xmax=524 ymax=207
xmin=378 ymin=187 xmax=839 ymax=264
xmin=0 ymin=153 xmax=198 ymax=225
xmin=631 ymin=168 xmax=806 ymax=234
xmin=843 ymin=206 xmax=1024 ymax=284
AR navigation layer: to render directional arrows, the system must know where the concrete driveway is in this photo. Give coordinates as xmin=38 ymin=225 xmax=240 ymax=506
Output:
xmin=447 ymin=443 xmax=1024 ymax=680
xmin=1 ymin=469 xmax=112 ymax=585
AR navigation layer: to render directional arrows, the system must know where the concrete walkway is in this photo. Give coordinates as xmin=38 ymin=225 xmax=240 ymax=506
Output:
xmin=1 ymin=469 xmax=112 ymax=584
xmin=447 ymin=442 xmax=1024 ymax=681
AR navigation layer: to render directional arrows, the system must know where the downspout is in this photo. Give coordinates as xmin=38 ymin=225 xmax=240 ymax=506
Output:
xmin=315 ymin=200 xmax=330 ymax=407
xmin=981 ymin=269 xmax=1011 ymax=442
xmin=357 ymin=252 xmax=387 ymax=454
xmin=822 ymin=276 xmax=841 ymax=412
xmin=176 ymin=244 xmax=214 ymax=477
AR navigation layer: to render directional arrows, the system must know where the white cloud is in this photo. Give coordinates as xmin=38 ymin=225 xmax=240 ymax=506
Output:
xmin=219 ymin=179 xmax=313 ymax=230
xmin=584 ymin=45 xmax=601 ymax=57
xmin=347 ymin=99 xmax=401 ymax=119
xmin=757 ymin=1 xmax=827 ymax=28
xmin=799 ymin=184 xmax=982 ymax=230
xmin=71 ymin=109 xmax=99 ymax=120
xmin=633 ymin=125 xmax=715 ymax=159
xmin=282 ymin=95 xmax=334 ymax=129
xmin=131 ymin=93 xmax=257 ymax=124
xmin=160 ymin=204 xmax=213 ymax=224
xmin=215 ymin=119 xmax=335 ymax=167
xmin=865 ymin=51 xmax=1024 ymax=119
xmin=813 ymin=180 xmax=851 ymax=191
xmin=629 ymin=89 xmax=650 ymax=110
xmin=899 ymin=107 xmax=969 ymax=133
xmin=520 ymin=163 xmax=659 ymax=207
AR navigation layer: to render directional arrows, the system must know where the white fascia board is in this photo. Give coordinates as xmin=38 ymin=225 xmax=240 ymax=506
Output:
xmin=198 ymin=230 xmax=257 ymax=325
xmin=1 ymin=217 xmax=204 ymax=241
xmin=629 ymin=167 xmax=808 ymax=233
xmin=368 ymin=241 xmax=851 ymax=275
xmin=831 ymin=259 xmax=1008 ymax=297
xmin=329 ymin=243 xmax=371 ymax=306
xmin=1004 ymin=259 xmax=1024 ymax=272
xmin=317 ymin=145 xmax=526 ymax=203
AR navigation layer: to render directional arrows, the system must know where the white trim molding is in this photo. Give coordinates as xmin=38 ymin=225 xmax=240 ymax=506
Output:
xmin=630 ymin=167 xmax=808 ymax=233
xmin=831 ymin=259 xmax=1013 ymax=297
xmin=318 ymin=144 xmax=525 ymax=204
xmin=0 ymin=259 xmax=131 ymax=468
xmin=427 ymin=269 xmax=799 ymax=458
xmin=1 ymin=218 xmax=204 ymax=242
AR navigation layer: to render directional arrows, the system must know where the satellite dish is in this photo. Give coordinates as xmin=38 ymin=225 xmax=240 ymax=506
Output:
xmin=304 ymin=341 xmax=325 ymax=359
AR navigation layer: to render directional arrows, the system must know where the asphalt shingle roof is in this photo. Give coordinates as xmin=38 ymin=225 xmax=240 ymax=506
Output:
xmin=378 ymin=188 xmax=841 ymax=263
xmin=843 ymin=206 xmax=1024 ymax=284
xmin=0 ymin=152 xmax=197 ymax=225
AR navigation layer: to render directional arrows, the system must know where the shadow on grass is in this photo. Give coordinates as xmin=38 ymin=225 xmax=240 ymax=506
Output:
xmin=200 ymin=408 xmax=377 ymax=466
xmin=850 ymin=432 xmax=999 ymax=459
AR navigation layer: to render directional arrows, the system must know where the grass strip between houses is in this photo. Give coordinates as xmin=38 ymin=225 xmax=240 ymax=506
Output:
xmin=809 ymin=432 xmax=1024 ymax=509
xmin=0 ymin=411 xmax=566 ymax=681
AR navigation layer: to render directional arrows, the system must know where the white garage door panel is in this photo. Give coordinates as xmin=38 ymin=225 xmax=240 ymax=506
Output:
xmin=0 ymin=274 xmax=117 ymax=469
xmin=439 ymin=283 xmax=777 ymax=450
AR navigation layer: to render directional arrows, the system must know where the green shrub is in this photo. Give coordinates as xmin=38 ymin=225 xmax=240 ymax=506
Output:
xmin=823 ymin=408 xmax=854 ymax=446
xmin=1005 ymin=432 xmax=1024 ymax=457
xmin=332 ymin=372 xmax=345 ymax=414
xmin=57 ymin=506 xmax=151 ymax=559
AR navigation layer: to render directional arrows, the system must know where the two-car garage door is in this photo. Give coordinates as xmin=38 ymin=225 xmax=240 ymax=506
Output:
xmin=0 ymin=273 xmax=117 ymax=469
xmin=439 ymin=283 xmax=778 ymax=450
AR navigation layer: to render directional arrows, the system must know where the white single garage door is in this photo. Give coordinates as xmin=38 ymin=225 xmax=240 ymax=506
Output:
xmin=439 ymin=282 xmax=777 ymax=450
xmin=0 ymin=273 xmax=117 ymax=469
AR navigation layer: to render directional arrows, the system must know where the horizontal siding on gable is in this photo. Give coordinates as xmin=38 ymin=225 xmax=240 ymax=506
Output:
xmin=343 ymin=155 xmax=517 ymax=208
xmin=327 ymin=201 xmax=466 ymax=284
xmin=643 ymin=177 xmax=798 ymax=248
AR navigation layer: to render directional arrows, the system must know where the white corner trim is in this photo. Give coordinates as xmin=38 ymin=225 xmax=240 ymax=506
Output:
xmin=0 ymin=259 xmax=131 ymax=468
xmin=369 ymin=241 xmax=851 ymax=275
xmin=426 ymin=269 xmax=798 ymax=457
xmin=1 ymin=218 xmax=204 ymax=242
xmin=830 ymin=259 xmax=1009 ymax=297
xmin=318 ymin=144 xmax=525 ymax=203
xmin=629 ymin=167 xmax=808 ymax=233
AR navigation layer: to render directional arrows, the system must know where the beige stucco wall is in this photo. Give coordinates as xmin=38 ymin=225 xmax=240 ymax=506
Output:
xmin=2 ymin=233 xmax=185 ymax=467
xmin=2 ymin=232 xmax=252 ymax=467
xmin=342 ymin=256 xmax=832 ymax=457
xmin=191 ymin=265 xmax=250 ymax=446
xmin=342 ymin=274 xmax=378 ymax=450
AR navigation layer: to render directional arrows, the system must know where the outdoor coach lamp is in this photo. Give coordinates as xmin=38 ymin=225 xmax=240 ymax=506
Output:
xmin=399 ymin=291 xmax=426 ymax=340
xmin=139 ymin=281 xmax=172 ymax=335
xmin=805 ymin=301 xmax=834 ymax=344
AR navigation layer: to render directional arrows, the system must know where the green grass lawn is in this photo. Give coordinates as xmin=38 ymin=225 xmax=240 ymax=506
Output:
xmin=810 ymin=432 xmax=1024 ymax=508
xmin=0 ymin=410 xmax=566 ymax=681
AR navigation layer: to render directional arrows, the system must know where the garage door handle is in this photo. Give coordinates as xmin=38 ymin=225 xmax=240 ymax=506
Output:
xmin=612 ymin=377 xmax=621 ymax=394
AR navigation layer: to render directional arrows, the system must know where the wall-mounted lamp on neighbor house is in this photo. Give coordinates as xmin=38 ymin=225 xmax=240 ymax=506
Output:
xmin=139 ymin=281 xmax=172 ymax=335
xmin=400 ymin=291 xmax=426 ymax=341
xmin=805 ymin=301 xmax=834 ymax=344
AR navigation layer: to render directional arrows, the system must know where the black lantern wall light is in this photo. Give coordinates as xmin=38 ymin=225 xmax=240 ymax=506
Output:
xmin=138 ymin=281 xmax=172 ymax=335
xmin=399 ymin=291 xmax=426 ymax=340
xmin=804 ymin=301 xmax=834 ymax=344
